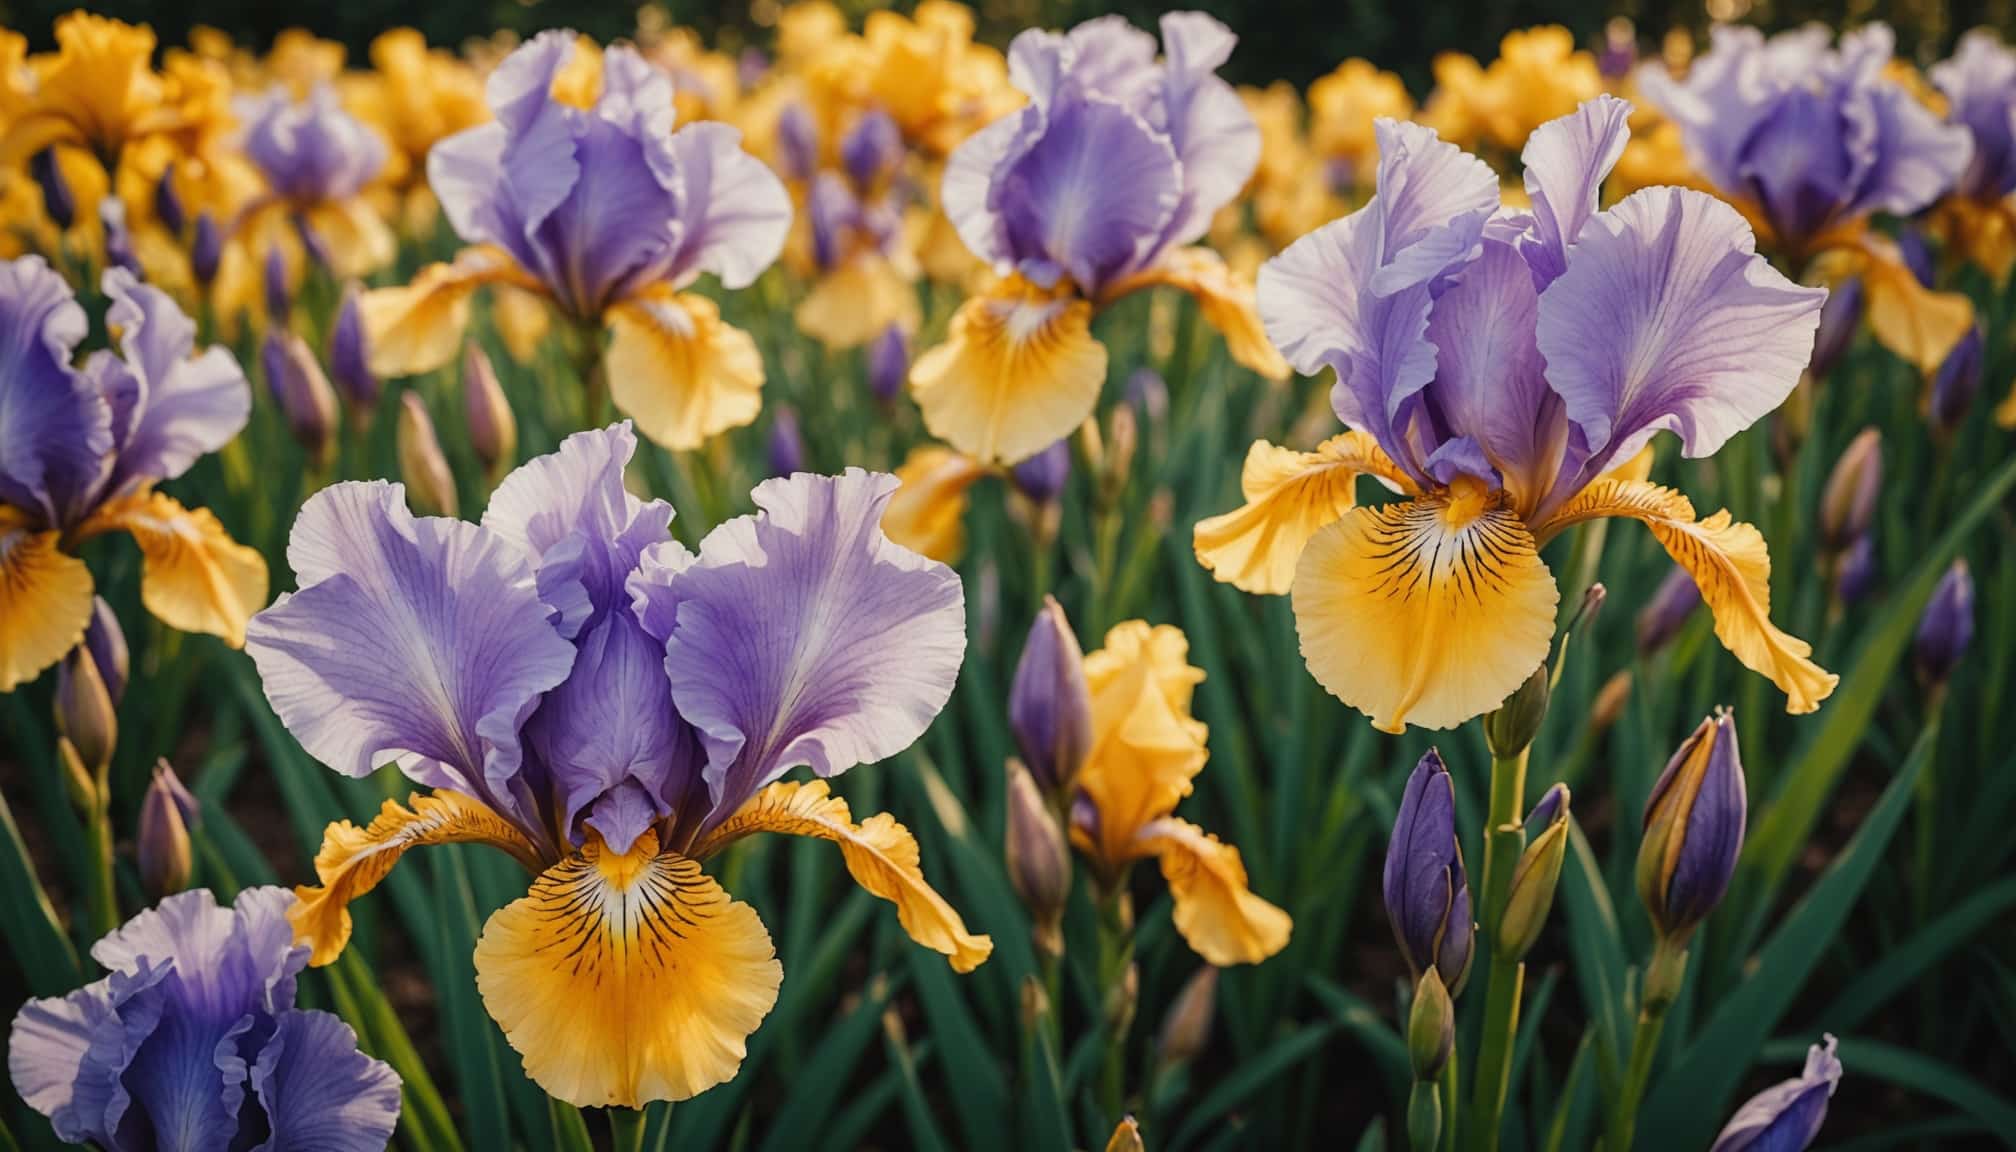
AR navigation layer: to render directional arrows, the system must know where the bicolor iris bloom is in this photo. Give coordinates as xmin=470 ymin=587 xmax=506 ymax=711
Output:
xmin=244 ymin=423 xmax=990 ymax=1107
xmin=1709 ymin=1035 xmax=1842 ymax=1152
xmin=359 ymin=31 xmax=791 ymax=451
xmin=9 ymin=887 xmax=401 ymax=1150
xmin=1065 ymin=616 xmax=1290 ymax=966
xmin=0 ymin=257 xmax=265 ymax=692
xmin=1193 ymin=96 xmax=1837 ymax=733
xmin=1638 ymin=24 xmax=1977 ymax=374
xmin=1929 ymin=31 xmax=2016 ymax=281
xmin=918 ymin=11 xmax=1289 ymax=466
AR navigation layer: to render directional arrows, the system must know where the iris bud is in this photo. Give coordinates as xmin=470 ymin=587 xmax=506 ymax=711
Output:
xmin=1010 ymin=439 xmax=1071 ymax=505
xmin=1913 ymin=560 xmax=1973 ymax=689
xmin=398 ymin=392 xmax=459 ymax=517
xmin=331 ymin=283 xmax=381 ymax=411
xmin=56 ymin=647 xmax=118 ymax=777
xmin=1598 ymin=17 xmax=1638 ymax=79
xmin=57 ymin=739 xmax=96 ymax=812
xmin=1833 ymin=534 xmax=1878 ymax=605
xmin=1155 ymin=966 xmax=1217 ymax=1066
xmin=1927 ymin=323 xmax=1983 ymax=438
xmin=138 ymin=759 xmax=198 ymax=899
xmin=1384 ymin=750 xmax=1474 ymax=994
xmin=840 ymin=108 xmax=902 ymax=195
xmin=1637 ymin=710 xmax=1745 ymax=945
xmin=1101 ymin=405 xmax=1137 ymax=506
xmin=99 ymin=199 xmax=140 ymax=276
xmin=1009 ymin=596 xmax=1093 ymax=794
xmin=776 ymin=101 xmax=819 ymax=184
xmin=868 ymin=323 xmax=909 ymax=404
xmin=1636 ymin=566 xmax=1702 ymax=656
xmin=1591 ymin=669 xmax=1633 ymax=735
xmin=1807 ymin=276 xmax=1862 ymax=381
xmin=263 ymin=245 xmax=291 ymax=324
xmin=1499 ymin=784 xmax=1571 ymax=959
xmin=263 ymin=331 xmax=340 ymax=465
xmin=1484 ymin=663 xmax=1550 ymax=760
xmin=460 ymin=341 xmax=516 ymax=477
xmin=1818 ymin=427 xmax=1881 ymax=552
xmin=154 ymin=164 xmax=186 ymax=235
xmin=83 ymin=597 xmax=129 ymax=708
xmin=808 ymin=172 xmax=852 ymax=272
xmin=190 ymin=213 xmax=222 ymax=286
xmin=1106 ymin=1117 xmax=1145 ymax=1152
xmin=1708 ymin=1034 xmax=1841 ymax=1152
xmin=30 ymin=148 xmax=74 ymax=230
xmin=1406 ymin=969 xmax=1455 ymax=1081
xmin=766 ymin=404 xmax=805 ymax=478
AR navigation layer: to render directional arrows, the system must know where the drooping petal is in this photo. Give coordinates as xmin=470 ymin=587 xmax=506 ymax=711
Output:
xmin=473 ymin=831 xmax=782 ymax=1107
xmin=1105 ymin=246 xmax=1287 ymax=380
xmin=1537 ymin=187 xmax=1826 ymax=486
xmin=247 ymin=1010 xmax=402 ymax=1152
xmin=1849 ymin=237 xmax=1976 ymax=375
xmin=1073 ymin=622 xmax=1209 ymax=866
xmin=692 ymin=779 xmax=992 ymax=971
xmin=291 ymin=791 xmax=542 ymax=966
xmin=910 ymin=277 xmax=1108 ymax=466
xmin=1538 ymin=479 xmax=1837 ymax=713
xmin=659 ymin=471 xmax=965 ymax=829
xmin=96 ymin=268 xmax=250 ymax=495
xmin=0 ymin=520 xmax=95 ymax=692
xmin=605 ymin=287 xmax=765 ymax=452
xmin=79 ymin=490 xmax=267 ymax=648
xmin=244 ymin=481 xmax=576 ymax=817
xmin=358 ymin=247 xmax=540 ymax=379
xmin=1137 ymin=817 xmax=1291 ymax=966
xmin=1293 ymin=487 xmax=1559 ymax=733
xmin=881 ymin=444 xmax=990 ymax=565
xmin=661 ymin=121 xmax=793 ymax=291
xmin=1192 ymin=432 xmax=1410 ymax=595
xmin=1845 ymin=81 xmax=1975 ymax=221
xmin=1519 ymin=94 xmax=1633 ymax=284
xmin=795 ymin=255 xmax=922 ymax=350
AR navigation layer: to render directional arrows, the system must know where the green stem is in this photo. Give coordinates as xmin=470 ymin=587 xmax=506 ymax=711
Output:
xmin=1439 ymin=1043 xmax=1460 ymax=1152
xmin=1607 ymin=938 xmax=1685 ymax=1152
xmin=84 ymin=767 xmax=118 ymax=943
xmin=577 ymin=328 xmax=609 ymax=428
xmin=1464 ymin=746 xmax=1530 ymax=1152
xmin=1095 ymin=882 xmax=1137 ymax=1124
xmin=610 ymin=1107 xmax=648 ymax=1152
xmin=1408 ymin=1079 xmax=1443 ymax=1152
xmin=548 ymin=1098 xmax=594 ymax=1152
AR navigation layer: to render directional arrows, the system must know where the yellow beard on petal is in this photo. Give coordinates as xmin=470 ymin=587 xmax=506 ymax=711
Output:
xmin=0 ymin=519 xmax=95 ymax=692
xmin=476 ymin=831 xmax=782 ymax=1108
xmin=1138 ymin=817 xmax=1292 ymax=966
xmin=606 ymin=287 xmax=766 ymax=451
xmin=910 ymin=277 xmax=1107 ymax=466
xmin=79 ymin=490 xmax=267 ymax=649
xmin=881 ymin=444 xmax=989 ymax=564
xmin=1293 ymin=480 xmax=1559 ymax=733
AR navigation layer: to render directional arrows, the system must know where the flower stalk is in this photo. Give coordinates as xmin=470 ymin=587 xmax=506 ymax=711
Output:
xmin=1465 ymin=738 xmax=1528 ymax=1151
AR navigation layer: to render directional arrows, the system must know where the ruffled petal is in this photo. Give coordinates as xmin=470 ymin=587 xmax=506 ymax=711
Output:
xmin=80 ymin=490 xmax=266 ymax=648
xmin=910 ymin=277 xmax=1108 ymax=466
xmin=881 ymin=444 xmax=989 ymax=565
xmin=662 ymin=121 xmax=792 ymax=291
xmin=1074 ymin=622 xmax=1209 ymax=866
xmin=1537 ymin=479 xmax=1837 ymax=713
xmin=96 ymin=268 xmax=249 ymax=494
xmin=795 ymin=255 xmax=922 ymax=350
xmin=1519 ymin=94 xmax=1633 ymax=285
xmin=358 ymin=247 xmax=539 ymax=378
xmin=1137 ymin=817 xmax=1291 ymax=966
xmin=247 ymin=1010 xmax=402 ymax=1152
xmin=1192 ymin=432 xmax=1408 ymax=595
xmin=1851 ymin=237 xmax=1976 ymax=375
xmin=1293 ymin=487 xmax=1559 ymax=733
xmin=8 ymin=959 xmax=169 ymax=1147
xmin=291 ymin=790 xmax=542 ymax=966
xmin=605 ymin=287 xmax=766 ymax=451
xmin=0 ymin=254 xmax=104 ymax=524
xmin=995 ymin=94 xmax=1181 ymax=294
xmin=0 ymin=520 xmax=94 ymax=692
xmin=1107 ymin=246 xmax=1286 ymax=380
xmin=692 ymin=779 xmax=992 ymax=972
xmin=473 ymin=831 xmax=782 ymax=1107
xmin=1151 ymin=12 xmax=1259 ymax=250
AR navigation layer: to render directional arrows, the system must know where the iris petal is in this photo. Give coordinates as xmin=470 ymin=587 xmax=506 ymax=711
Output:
xmin=910 ymin=277 xmax=1108 ymax=466
xmin=605 ymin=288 xmax=766 ymax=451
xmin=1193 ymin=432 xmax=1408 ymax=595
xmin=79 ymin=490 xmax=266 ymax=649
xmin=1137 ymin=817 xmax=1291 ymax=966
xmin=0 ymin=520 xmax=94 ymax=692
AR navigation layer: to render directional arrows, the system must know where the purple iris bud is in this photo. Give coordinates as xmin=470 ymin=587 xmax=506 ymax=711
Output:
xmin=153 ymin=163 xmax=186 ymax=235
xmin=330 ymin=282 xmax=380 ymax=409
xmin=55 ymin=646 xmax=117 ymax=775
xmin=1011 ymin=439 xmax=1072 ymax=504
xmin=868 ymin=323 xmax=909 ymax=403
xmin=98 ymin=200 xmax=140 ymax=277
xmin=1896 ymin=226 xmax=1935 ymax=287
xmin=137 ymin=758 xmax=199 ymax=897
xmin=190 ymin=212 xmax=222 ymax=285
xmin=1384 ymin=750 xmax=1473 ymax=994
xmin=1523 ymin=782 xmax=1569 ymax=841
xmin=1010 ymin=595 xmax=1094 ymax=795
xmin=1932 ymin=31 xmax=2016 ymax=201
xmin=1927 ymin=323 xmax=1983 ymax=436
xmin=83 ymin=597 xmax=129 ymax=708
xmin=738 ymin=47 xmax=770 ymax=91
xmin=777 ymin=100 xmax=820 ymax=184
xmin=1807 ymin=276 xmax=1862 ymax=380
xmin=1913 ymin=560 xmax=1974 ymax=688
xmin=29 ymin=148 xmax=74 ymax=230
xmin=1598 ymin=18 xmax=1639 ymax=80
xmin=1126 ymin=367 xmax=1168 ymax=428
xmin=841 ymin=108 xmax=903 ymax=194
xmin=1834 ymin=533 xmax=1878 ymax=604
xmin=809 ymin=172 xmax=855 ymax=272
xmin=1638 ymin=710 xmax=1745 ymax=943
xmin=767 ymin=405 xmax=806 ymax=477
xmin=263 ymin=245 xmax=291 ymax=324
xmin=1709 ymin=1035 xmax=1842 ymax=1152
xmin=460 ymin=342 xmax=515 ymax=476
xmin=1636 ymin=566 xmax=1702 ymax=656
xmin=8 ymin=888 xmax=402 ymax=1148
xmin=1818 ymin=427 xmax=1881 ymax=552
xmin=263 ymin=330 xmax=339 ymax=464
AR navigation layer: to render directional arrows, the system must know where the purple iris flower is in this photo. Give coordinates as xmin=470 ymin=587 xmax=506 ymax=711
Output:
xmin=239 ymin=84 xmax=388 ymax=206
xmin=943 ymin=11 xmax=1258 ymax=300
xmin=8 ymin=887 xmax=401 ymax=1151
xmin=1709 ymin=1035 xmax=1842 ymax=1152
xmin=1636 ymin=24 xmax=1971 ymax=256
xmin=1931 ymin=31 xmax=2016 ymax=202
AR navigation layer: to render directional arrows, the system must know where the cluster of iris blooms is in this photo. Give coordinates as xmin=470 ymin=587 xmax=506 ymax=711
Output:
xmin=0 ymin=5 xmax=2004 ymax=1151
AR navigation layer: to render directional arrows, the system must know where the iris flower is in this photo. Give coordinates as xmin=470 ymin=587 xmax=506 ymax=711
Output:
xmin=918 ymin=12 xmax=1288 ymax=467
xmin=0 ymin=14 xmax=190 ymax=169
xmin=1928 ymin=31 xmax=2016 ymax=282
xmin=1637 ymin=24 xmax=1976 ymax=374
xmin=1194 ymin=97 xmax=1837 ymax=733
xmin=0 ymin=257 xmax=265 ymax=692
xmin=1419 ymin=27 xmax=1602 ymax=155
xmin=1067 ymin=619 xmax=1290 ymax=965
xmin=244 ymin=423 xmax=990 ymax=1107
xmin=359 ymin=31 xmax=791 ymax=451
xmin=344 ymin=29 xmax=491 ymax=234
xmin=9 ymin=888 xmax=401 ymax=1151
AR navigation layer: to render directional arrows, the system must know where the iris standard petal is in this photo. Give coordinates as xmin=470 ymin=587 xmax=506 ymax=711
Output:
xmin=8 ymin=959 xmax=169 ymax=1147
xmin=1138 ymin=817 xmax=1292 ymax=966
xmin=1519 ymin=93 xmax=1632 ymax=284
xmin=1709 ymin=1035 xmax=1842 ymax=1152
xmin=1151 ymin=12 xmax=1259 ymax=251
xmin=660 ymin=121 xmax=793 ymax=291
xmin=1931 ymin=31 xmax=2016 ymax=200
xmin=95 ymin=269 xmax=250 ymax=497
xmin=247 ymin=1010 xmax=402 ymax=1152
xmin=0 ymin=255 xmax=104 ymax=525
xmin=996 ymin=94 xmax=1181 ymax=295
xmin=1844 ymin=80 xmax=1975 ymax=221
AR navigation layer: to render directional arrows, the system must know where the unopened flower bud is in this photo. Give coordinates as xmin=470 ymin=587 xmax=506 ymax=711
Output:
xmin=1101 ymin=405 xmax=1137 ymax=505
xmin=1011 ymin=439 xmax=1071 ymax=505
xmin=1638 ymin=710 xmax=1744 ymax=944
xmin=1572 ymin=582 xmax=1608 ymax=632
xmin=766 ymin=404 xmax=805 ymax=478
xmin=83 ymin=597 xmax=128 ymax=708
xmin=1591 ymin=669 xmax=1633 ymax=734
xmin=1927 ymin=323 xmax=1983 ymax=438
xmin=56 ymin=646 xmax=118 ymax=776
xmin=263 ymin=330 xmax=339 ymax=465
xmin=1808 ymin=276 xmax=1862 ymax=381
xmin=138 ymin=759 xmax=198 ymax=898
xmin=808 ymin=172 xmax=852 ymax=272
xmin=1913 ymin=560 xmax=1973 ymax=689
xmin=57 ymin=739 xmax=96 ymax=812
xmin=190 ymin=213 xmax=222 ymax=286
xmin=869 ymin=323 xmax=909 ymax=404
xmin=776 ymin=101 xmax=819 ymax=184
xmin=263 ymin=245 xmax=291 ymax=324
xmin=1406 ymin=968 xmax=1455 ymax=1081
xmin=1709 ymin=1034 xmax=1842 ymax=1152
xmin=1819 ymin=427 xmax=1881 ymax=552
xmin=1156 ymin=966 xmax=1217 ymax=1066
xmin=154 ymin=164 xmax=186 ymax=235
xmin=1485 ymin=663 xmax=1550 ymax=759
xmin=841 ymin=108 xmax=902 ymax=194
xmin=330 ymin=283 xmax=380 ymax=410
xmin=1500 ymin=784 xmax=1571 ymax=959
xmin=397 ymin=391 xmax=458 ymax=517
xmin=1636 ymin=567 xmax=1701 ymax=656
xmin=1384 ymin=750 xmax=1473 ymax=994
xmin=99 ymin=199 xmax=139 ymax=276
xmin=30 ymin=148 xmax=75 ymax=230
xmin=1834 ymin=533 xmax=1878 ymax=604
xmin=1105 ymin=1117 xmax=1145 ymax=1152
xmin=460 ymin=342 xmax=515 ymax=476
xmin=1598 ymin=17 xmax=1638 ymax=79
xmin=1009 ymin=597 xmax=1093 ymax=794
